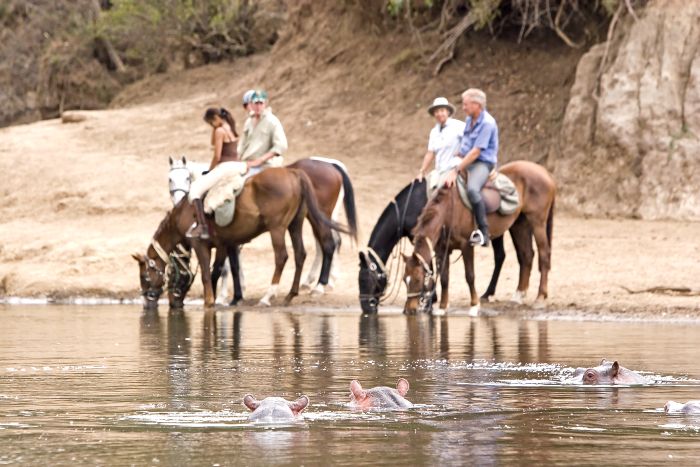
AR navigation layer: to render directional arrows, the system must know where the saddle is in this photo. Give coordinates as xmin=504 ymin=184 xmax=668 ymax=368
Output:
xmin=427 ymin=168 xmax=520 ymax=215
xmin=203 ymin=170 xmax=247 ymax=227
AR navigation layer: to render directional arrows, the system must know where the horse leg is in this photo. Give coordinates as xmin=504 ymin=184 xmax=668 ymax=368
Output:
xmin=462 ymin=246 xmax=480 ymax=316
xmin=259 ymin=228 xmax=288 ymax=307
xmin=193 ymin=241 xmax=215 ymax=308
xmin=481 ymin=235 xmax=505 ymax=302
xmin=510 ymin=218 xmax=534 ymax=305
xmin=435 ymin=255 xmax=450 ymax=316
xmin=328 ymin=229 xmax=342 ymax=289
xmin=531 ymin=221 xmax=551 ymax=308
xmin=301 ymin=238 xmax=322 ymax=291
xmin=228 ymin=245 xmax=243 ymax=306
xmin=308 ymin=222 xmax=335 ymax=296
xmin=284 ymin=212 xmax=306 ymax=305
xmin=217 ymin=257 xmax=230 ymax=305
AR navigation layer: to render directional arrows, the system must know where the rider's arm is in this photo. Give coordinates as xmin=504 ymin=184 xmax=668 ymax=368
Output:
xmin=417 ymin=151 xmax=435 ymax=180
xmin=210 ymin=127 xmax=225 ymax=171
xmin=247 ymin=118 xmax=288 ymax=168
xmin=455 ymin=147 xmax=481 ymax=172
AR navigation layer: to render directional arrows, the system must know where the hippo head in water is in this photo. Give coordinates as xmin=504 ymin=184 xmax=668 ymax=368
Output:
xmin=243 ymin=395 xmax=309 ymax=423
xmin=349 ymin=378 xmax=413 ymax=411
xmin=572 ymin=359 xmax=648 ymax=385
xmin=665 ymin=400 xmax=700 ymax=415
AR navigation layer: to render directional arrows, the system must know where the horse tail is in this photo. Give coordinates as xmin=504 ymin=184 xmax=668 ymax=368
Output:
xmin=546 ymin=197 xmax=554 ymax=247
xmin=296 ymin=169 xmax=350 ymax=236
xmin=329 ymin=161 xmax=359 ymax=242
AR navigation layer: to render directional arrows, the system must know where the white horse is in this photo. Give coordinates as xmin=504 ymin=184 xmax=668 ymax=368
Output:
xmin=168 ymin=156 xmax=343 ymax=302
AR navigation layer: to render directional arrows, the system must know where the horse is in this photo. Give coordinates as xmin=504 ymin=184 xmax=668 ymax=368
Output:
xmin=133 ymin=167 xmax=347 ymax=309
xmin=167 ymin=156 xmax=358 ymax=306
xmin=358 ymin=180 xmax=518 ymax=314
xmin=402 ymin=161 xmax=556 ymax=315
xmin=168 ymin=157 xmax=236 ymax=307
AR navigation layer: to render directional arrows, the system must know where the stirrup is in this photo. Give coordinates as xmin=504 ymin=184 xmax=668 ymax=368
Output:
xmin=186 ymin=222 xmax=210 ymax=240
xmin=469 ymin=229 xmax=485 ymax=246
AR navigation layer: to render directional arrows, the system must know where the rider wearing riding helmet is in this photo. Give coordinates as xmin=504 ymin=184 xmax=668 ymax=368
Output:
xmin=187 ymin=107 xmax=244 ymax=239
xmin=238 ymin=90 xmax=287 ymax=176
xmin=443 ymin=88 xmax=499 ymax=247
xmin=241 ymin=89 xmax=255 ymax=112
xmin=416 ymin=96 xmax=466 ymax=181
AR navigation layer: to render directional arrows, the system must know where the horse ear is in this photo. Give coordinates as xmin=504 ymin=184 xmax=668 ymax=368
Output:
xmin=243 ymin=394 xmax=259 ymax=411
xmin=131 ymin=252 xmax=145 ymax=263
xmin=358 ymin=251 xmax=368 ymax=266
xmin=169 ymin=156 xmax=174 ymax=165
xmin=182 ymin=156 xmax=187 ymax=164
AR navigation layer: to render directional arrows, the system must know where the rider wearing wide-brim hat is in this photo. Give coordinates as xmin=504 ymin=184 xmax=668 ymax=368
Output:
xmin=416 ymin=97 xmax=466 ymax=182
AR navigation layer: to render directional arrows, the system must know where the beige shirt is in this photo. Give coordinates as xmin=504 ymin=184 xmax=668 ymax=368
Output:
xmin=238 ymin=108 xmax=288 ymax=164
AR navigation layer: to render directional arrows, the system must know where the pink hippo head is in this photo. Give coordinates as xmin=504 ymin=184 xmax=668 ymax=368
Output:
xmin=243 ymin=395 xmax=310 ymax=423
xmin=349 ymin=378 xmax=412 ymax=411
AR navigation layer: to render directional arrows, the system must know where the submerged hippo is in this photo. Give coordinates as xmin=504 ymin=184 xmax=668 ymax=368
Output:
xmin=349 ymin=378 xmax=413 ymax=410
xmin=571 ymin=359 xmax=649 ymax=385
xmin=243 ymin=394 xmax=310 ymax=423
xmin=665 ymin=400 xmax=700 ymax=414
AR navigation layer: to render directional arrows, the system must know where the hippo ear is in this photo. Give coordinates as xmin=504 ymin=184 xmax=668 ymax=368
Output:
xmin=350 ymin=380 xmax=366 ymax=400
xmin=243 ymin=394 xmax=259 ymax=411
xmin=396 ymin=378 xmax=409 ymax=396
xmin=610 ymin=361 xmax=620 ymax=376
xmin=600 ymin=358 xmax=609 ymax=365
xmin=289 ymin=395 xmax=310 ymax=415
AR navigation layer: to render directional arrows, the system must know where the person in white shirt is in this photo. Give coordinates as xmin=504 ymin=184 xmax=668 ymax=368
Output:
xmin=416 ymin=96 xmax=466 ymax=181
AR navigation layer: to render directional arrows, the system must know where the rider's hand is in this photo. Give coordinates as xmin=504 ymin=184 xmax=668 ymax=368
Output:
xmin=416 ymin=170 xmax=424 ymax=182
xmin=444 ymin=168 xmax=458 ymax=188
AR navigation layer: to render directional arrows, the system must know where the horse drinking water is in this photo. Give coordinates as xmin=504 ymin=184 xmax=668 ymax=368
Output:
xmin=134 ymin=167 xmax=347 ymax=308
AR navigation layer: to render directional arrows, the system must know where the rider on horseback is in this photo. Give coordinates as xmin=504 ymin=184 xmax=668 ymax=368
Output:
xmin=238 ymin=90 xmax=288 ymax=177
xmin=443 ymin=88 xmax=499 ymax=247
xmin=416 ymin=97 xmax=465 ymax=181
xmin=187 ymin=107 xmax=243 ymax=240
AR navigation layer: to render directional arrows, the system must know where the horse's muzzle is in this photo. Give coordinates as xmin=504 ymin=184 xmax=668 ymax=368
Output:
xmin=360 ymin=297 xmax=379 ymax=314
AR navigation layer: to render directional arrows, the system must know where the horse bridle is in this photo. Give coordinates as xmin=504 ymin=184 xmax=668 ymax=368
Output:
xmin=169 ymin=166 xmax=191 ymax=202
xmin=141 ymin=239 xmax=169 ymax=301
xmin=405 ymin=237 xmax=438 ymax=311
xmin=359 ymin=181 xmax=416 ymax=305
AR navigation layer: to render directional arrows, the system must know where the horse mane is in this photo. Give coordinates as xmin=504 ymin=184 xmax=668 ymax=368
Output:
xmin=412 ymin=188 xmax=449 ymax=238
xmin=367 ymin=180 xmax=424 ymax=245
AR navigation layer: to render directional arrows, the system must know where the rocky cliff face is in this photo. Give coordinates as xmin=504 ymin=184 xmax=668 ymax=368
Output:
xmin=555 ymin=0 xmax=700 ymax=220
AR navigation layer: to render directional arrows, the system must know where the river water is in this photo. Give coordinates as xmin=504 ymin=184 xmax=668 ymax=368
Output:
xmin=1 ymin=305 xmax=699 ymax=465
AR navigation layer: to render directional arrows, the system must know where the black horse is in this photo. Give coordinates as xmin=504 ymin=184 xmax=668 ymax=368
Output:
xmin=358 ymin=179 xmax=513 ymax=314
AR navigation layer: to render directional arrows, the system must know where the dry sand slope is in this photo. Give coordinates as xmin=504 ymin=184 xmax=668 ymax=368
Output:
xmin=0 ymin=46 xmax=699 ymax=317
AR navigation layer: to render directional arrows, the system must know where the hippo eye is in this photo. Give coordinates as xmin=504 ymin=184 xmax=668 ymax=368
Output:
xmin=585 ymin=371 xmax=595 ymax=379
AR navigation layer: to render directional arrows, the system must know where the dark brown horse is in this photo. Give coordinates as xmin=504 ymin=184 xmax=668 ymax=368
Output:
xmin=134 ymin=167 xmax=346 ymax=309
xmin=402 ymin=161 xmax=556 ymax=315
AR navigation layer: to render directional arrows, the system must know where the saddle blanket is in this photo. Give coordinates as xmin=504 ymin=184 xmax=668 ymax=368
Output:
xmin=203 ymin=168 xmax=247 ymax=227
xmin=427 ymin=168 xmax=520 ymax=215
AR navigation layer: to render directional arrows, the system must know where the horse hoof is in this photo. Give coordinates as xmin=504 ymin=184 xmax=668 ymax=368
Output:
xmin=481 ymin=294 xmax=494 ymax=303
xmin=310 ymin=284 xmax=325 ymax=296
xmin=468 ymin=304 xmax=480 ymax=317
xmin=532 ymin=298 xmax=547 ymax=310
xmin=326 ymin=280 xmax=335 ymax=291
xmin=300 ymin=283 xmax=312 ymax=291
xmin=511 ymin=291 xmax=525 ymax=305
xmin=258 ymin=298 xmax=271 ymax=307
xmin=433 ymin=308 xmax=447 ymax=316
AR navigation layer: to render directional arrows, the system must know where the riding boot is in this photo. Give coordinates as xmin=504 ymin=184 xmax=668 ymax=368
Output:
xmin=471 ymin=199 xmax=490 ymax=247
xmin=186 ymin=198 xmax=210 ymax=240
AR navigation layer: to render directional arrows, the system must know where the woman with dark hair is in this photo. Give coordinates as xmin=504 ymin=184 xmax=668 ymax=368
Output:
xmin=187 ymin=107 xmax=246 ymax=239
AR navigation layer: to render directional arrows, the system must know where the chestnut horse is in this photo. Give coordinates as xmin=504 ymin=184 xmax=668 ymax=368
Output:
xmin=402 ymin=161 xmax=556 ymax=315
xmin=133 ymin=167 xmax=346 ymax=309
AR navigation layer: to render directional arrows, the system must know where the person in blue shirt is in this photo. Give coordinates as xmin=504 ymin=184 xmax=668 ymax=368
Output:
xmin=443 ymin=88 xmax=498 ymax=247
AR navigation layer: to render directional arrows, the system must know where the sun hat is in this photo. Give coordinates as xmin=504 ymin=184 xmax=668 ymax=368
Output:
xmin=427 ymin=97 xmax=455 ymax=116
xmin=251 ymin=90 xmax=268 ymax=103
xmin=242 ymin=89 xmax=255 ymax=105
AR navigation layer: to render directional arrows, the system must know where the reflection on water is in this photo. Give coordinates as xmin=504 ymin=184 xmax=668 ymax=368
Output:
xmin=1 ymin=305 xmax=700 ymax=465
